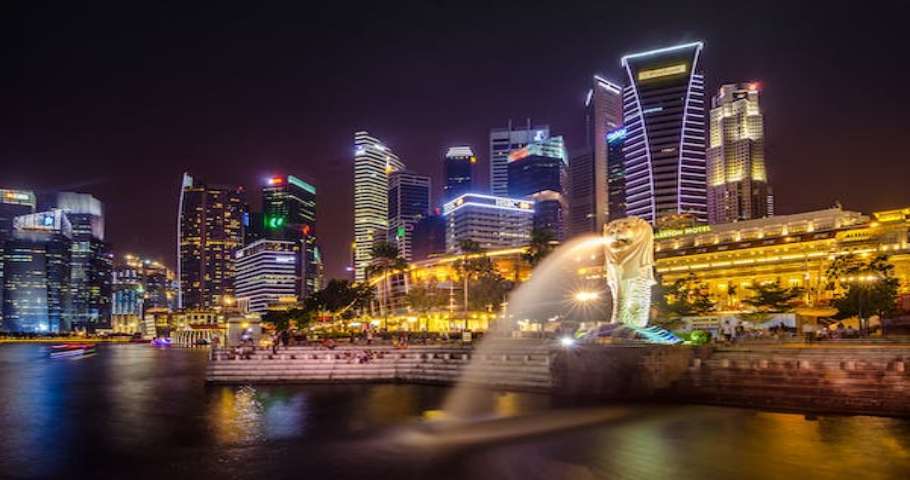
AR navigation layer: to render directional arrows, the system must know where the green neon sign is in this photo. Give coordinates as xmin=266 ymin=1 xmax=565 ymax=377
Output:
xmin=266 ymin=216 xmax=286 ymax=229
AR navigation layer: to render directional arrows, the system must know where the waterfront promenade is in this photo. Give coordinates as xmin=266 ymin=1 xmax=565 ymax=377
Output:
xmin=208 ymin=339 xmax=910 ymax=416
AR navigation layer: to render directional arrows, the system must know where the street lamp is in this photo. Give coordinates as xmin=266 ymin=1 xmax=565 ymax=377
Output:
xmin=573 ymin=291 xmax=600 ymax=304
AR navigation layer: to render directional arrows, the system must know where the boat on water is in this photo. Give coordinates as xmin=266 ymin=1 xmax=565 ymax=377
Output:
xmin=151 ymin=337 xmax=172 ymax=347
xmin=48 ymin=344 xmax=97 ymax=359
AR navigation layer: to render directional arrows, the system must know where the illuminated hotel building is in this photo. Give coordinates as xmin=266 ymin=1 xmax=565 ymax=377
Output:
xmin=177 ymin=173 xmax=246 ymax=310
xmin=353 ymin=131 xmax=405 ymax=282
xmin=443 ymin=193 xmax=534 ymax=253
xmin=388 ymin=170 xmax=431 ymax=261
xmin=707 ymin=83 xmax=771 ymax=224
xmin=234 ymin=239 xmax=299 ymax=314
xmin=2 ymin=210 xmax=73 ymax=333
xmin=652 ymin=206 xmax=910 ymax=308
xmin=489 ymin=121 xmax=549 ymax=197
xmin=621 ymin=42 xmax=707 ymax=225
xmin=443 ymin=146 xmax=476 ymax=202
xmin=569 ymin=76 xmax=623 ymax=237
xmin=508 ymin=136 xmax=568 ymax=239
xmin=607 ymin=127 xmax=628 ymax=221
xmin=262 ymin=175 xmax=322 ymax=297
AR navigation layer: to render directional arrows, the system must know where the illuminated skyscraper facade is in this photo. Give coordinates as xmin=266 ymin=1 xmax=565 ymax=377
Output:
xmin=388 ymin=170 xmax=430 ymax=261
xmin=2 ymin=210 xmax=73 ymax=333
xmin=707 ymin=83 xmax=770 ymax=224
xmin=235 ymin=239 xmax=299 ymax=313
xmin=489 ymin=121 xmax=549 ymax=197
xmin=443 ymin=146 xmax=476 ymax=202
xmin=177 ymin=173 xmax=246 ymax=310
xmin=443 ymin=193 xmax=535 ymax=253
xmin=262 ymin=175 xmax=322 ymax=297
xmin=568 ymin=76 xmax=623 ymax=237
xmin=508 ymin=136 xmax=568 ymax=240
xmin=0 ymin=189 xmax=36 ymax=326
xmin=622 ymin=42 xmax=707 ymax=225
xmin=56 ymin=192 xmax=112 ymax=330
xmin=353 ymin=131 xmax=405 ymax=282
xmin=607 ymin=127 xmax=628 ymax=221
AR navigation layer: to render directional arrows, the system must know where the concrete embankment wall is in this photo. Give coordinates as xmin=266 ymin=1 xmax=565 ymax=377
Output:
xmin=673 ymin=345 xmax=910 ymax=416
xmin=207 ymin=342 xmax=910 ymax=416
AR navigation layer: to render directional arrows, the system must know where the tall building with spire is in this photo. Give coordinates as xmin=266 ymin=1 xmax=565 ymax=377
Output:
xmin=177 ymin=173 xmax=246 ymax=310
xmin=707 ymin=82 xmax=771 ymax=224
xmin=353 ymin=131 xmax=405 ymax=282
xmin=621 ymin=42 xmax=707 ymax=225
xmin=568 ymin=75 xmax=623 ymax=237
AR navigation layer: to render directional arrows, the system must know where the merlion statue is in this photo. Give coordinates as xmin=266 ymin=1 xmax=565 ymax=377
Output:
xmin=603 ymin=217 xmax=656 ymax=328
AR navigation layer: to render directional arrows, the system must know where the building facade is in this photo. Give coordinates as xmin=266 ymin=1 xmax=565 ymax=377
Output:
xmin=489 ymin=121 xmax=549 ymax=197
xmin=234 ymin=239 xmax=299 ymax=314
xmin=2 ymin=210 xmax=73 ymax=333
xmin=569 ymin=76 xmax=623 ymax=237
xmin=707 ymin=83 xmax=771 ymax=224
xmin=652 ymin=206 xmax=910 ymax=310
xmin=443 ymin=193 xmax=535 ymax=253
xmin=0 ymin=189 xmax=37 ymax=326
xmin=55 ymin=192 xmax=112 ymax=330
xmin=507 ymin=136 xmax=568 ymax=240
xmin=607 ymin=127 xmax=628 ymax=221
xmin=353 ymin=131 xmax=405 ymax=282
xmin=443 ymin=146 xmax=476 ymax=202
xmin=112 ymin=255 xmax=176 ymax=334
xmin=177 ymin=173 xmax=246 ymax=310
xmin=622 ymin=42 xmax=707 ymax=225
xmin=262 ymin=175 xmax=322 ymax=297
xmin=411 ymin=212 xmax=447 ymax=261
xmin=387 ymin=170 xmax=430 ymax=261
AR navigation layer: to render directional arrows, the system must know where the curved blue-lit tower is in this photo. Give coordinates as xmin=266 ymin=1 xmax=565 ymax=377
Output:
xmin=621 ymin=42 xmax=706 ymax=225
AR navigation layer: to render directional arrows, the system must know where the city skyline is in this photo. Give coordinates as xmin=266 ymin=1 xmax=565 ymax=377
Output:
xmin=5 ymin=3 xmax=909 ymax=280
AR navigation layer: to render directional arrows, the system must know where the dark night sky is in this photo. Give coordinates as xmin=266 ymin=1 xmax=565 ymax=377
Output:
xmin=4 ymin=1 xmax=909 ymax=279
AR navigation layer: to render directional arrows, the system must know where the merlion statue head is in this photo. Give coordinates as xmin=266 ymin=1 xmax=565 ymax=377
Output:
xmin=603 ymin=217 xmax=655 ymax=278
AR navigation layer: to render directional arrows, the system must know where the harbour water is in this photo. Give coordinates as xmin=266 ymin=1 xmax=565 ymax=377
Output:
xmin=1 ymin=343 xmax=908 ymax=479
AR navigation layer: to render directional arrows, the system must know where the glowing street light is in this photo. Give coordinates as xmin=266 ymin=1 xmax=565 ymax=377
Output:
xmin=573 ymin=291 xmax=600 ymax=303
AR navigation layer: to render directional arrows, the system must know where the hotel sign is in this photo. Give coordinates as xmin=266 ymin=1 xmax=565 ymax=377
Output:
xmin=655 ymin=225 xmax=711 ymax=239
xmin=638 ymin=63 xmax=688 ymax=81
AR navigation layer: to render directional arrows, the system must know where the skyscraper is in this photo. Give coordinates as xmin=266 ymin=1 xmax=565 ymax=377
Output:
xmin=111 ymin=255 xmax=175 ymax=334
xmin=262 ymin=175 xmax=322 ymax=297
xmin=707 ymin=83 xmax=771 ymax=224
xmin=177 ymin=173 xmax=246 ymax=310
xmin=489 ymin=121 xmax=549 ymax=197
xmin=0 ymin=189 xmax=36 ymax=326
xmin=568 ymin=76 xmax=623 ymax=237
xmin=56 ymin=192 xmax=112 ymax=330
xmin=2 ymin=210 xmax=73 ymax=333
xmin=507 ymin=136 xmax=568 ymax=240
xmin=234 ymin=239 xmax=299 ymax=313
xmin=388 ymin=170 xmax=430 ymax=261
xmin=443 ymin=146 xmax=476 ymax=202
xmin=411 ymin=211 xmax=446 ymax=261
xmin=353 ymin=131 xmax=405 ymax=282
xmin=607 ymin=127 xmax=628 ymax=221
xmin=443 ymin=193 xmax=535 ymax=253
xmin=621 ymin=42 xmax=707 ymax=225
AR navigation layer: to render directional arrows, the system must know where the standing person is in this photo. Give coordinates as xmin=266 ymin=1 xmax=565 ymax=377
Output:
xmin=280 ymin=329 xmax=290 ymax=349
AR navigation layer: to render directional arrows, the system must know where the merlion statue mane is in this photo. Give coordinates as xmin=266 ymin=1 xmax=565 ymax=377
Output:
xmin=603 ymin=216 xmax=656 ymax=328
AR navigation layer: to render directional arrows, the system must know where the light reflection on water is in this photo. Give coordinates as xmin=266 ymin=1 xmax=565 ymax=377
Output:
xmin=1 ymin=344 xmax=909 ymax=480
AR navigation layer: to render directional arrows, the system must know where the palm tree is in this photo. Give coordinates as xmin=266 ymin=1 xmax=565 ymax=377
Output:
xmin=454 ymin=240 xmax=486 ymax=329
xmin=366 ymin=241 xmax=408 ymax=329
xmin=523 ymin=227 xmax=557 ymax=268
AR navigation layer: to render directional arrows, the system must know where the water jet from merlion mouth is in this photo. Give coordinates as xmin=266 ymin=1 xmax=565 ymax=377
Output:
xmin=441 ymin=233 xmax=609 ymax=418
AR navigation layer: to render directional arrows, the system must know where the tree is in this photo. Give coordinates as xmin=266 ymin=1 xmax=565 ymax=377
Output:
xmin=405 ymin=278 xmax=447 ymax=330
xmin=826 ymin=254 xmax=899 ymax=330
xmin=659 ymin=273 xmax=715 ymax=318
xmin=304 ymin=279 xmax=375 ymax=321
xmin=366 ymin=242 xmax=408 ymax=325
xmin=523 ymin=227 xmax=557 ymax=267
xmin=742 ymin=282 xmax=804 ymax=313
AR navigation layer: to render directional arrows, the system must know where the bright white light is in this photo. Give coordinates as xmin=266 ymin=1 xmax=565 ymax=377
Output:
xmin=560 ymin=336 xmax=575 ymax=348
xmin=574 ymin=291 xmax=600 ymax=303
